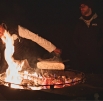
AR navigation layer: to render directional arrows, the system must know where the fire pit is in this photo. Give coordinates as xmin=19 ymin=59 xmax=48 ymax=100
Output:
xmin=0 ymin=69 xmax=85 ymax=90
xmin=0 ymin=28 xmax=85 ymax=92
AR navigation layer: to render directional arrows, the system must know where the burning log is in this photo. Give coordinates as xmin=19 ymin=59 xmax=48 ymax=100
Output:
xmin=37 ymin=61 xmax=65 ymax=70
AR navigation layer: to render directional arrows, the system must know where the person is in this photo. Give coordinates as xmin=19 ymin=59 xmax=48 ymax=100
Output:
xmin=72 ymin=0 xmax=103 ymax=73
xmin=0 ymin=22 xmax=61 ymax=72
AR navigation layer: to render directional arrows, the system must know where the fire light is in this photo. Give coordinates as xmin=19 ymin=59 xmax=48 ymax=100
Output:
xmin=0 ymin=30 xmax=85 ymax=90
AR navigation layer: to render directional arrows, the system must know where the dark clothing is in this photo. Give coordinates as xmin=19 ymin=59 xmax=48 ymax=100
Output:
xmin=72 ymin=13 xmax=103 ymax=73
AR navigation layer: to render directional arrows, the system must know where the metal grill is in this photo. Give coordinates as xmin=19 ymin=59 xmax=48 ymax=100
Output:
xmin=0 ymin=69 xmax=85 ymax=90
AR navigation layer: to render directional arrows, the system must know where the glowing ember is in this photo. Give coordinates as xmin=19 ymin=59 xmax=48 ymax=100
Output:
xmin=0 ymin=30 xmax=84 ymax=90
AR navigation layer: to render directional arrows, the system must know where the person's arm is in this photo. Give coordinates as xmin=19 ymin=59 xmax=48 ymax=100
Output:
xmin=18 ymin=25 xmax=57 ymax=53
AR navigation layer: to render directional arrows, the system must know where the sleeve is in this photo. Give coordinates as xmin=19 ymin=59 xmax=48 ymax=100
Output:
xmin=18 ymin=25 xmax=56 ymax=53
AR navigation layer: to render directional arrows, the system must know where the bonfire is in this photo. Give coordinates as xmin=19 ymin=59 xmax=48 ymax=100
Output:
xmin=0 ymin=31 xmax=85 ymax=90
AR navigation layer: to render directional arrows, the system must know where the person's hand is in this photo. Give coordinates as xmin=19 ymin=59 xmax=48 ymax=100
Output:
xmin=53 ymin=48 xmax=62 ymax=61
xmin=0 ymin=25 xmax=5 ymax=38
xmin=53 ymin=48 xmax=62 ymax=55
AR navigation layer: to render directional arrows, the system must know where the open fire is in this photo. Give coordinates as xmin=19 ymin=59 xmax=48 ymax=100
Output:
xmin=0 ymin=31 xmax=85 ymax=90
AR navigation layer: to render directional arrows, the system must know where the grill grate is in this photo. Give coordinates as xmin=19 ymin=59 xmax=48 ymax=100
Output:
xmin=0 ymin=69 xmax=85 ymax=90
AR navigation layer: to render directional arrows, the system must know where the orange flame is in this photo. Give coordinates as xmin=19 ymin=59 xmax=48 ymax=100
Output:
xmin=1 ymin=31 xmax=43 ymax=90
xmin=1 ymin=31 xmax=23 ymax=84
xmin=0 ymin=31 xmax=82 ymax=90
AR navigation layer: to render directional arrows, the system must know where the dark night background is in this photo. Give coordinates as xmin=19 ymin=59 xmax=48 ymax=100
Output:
xmin=0 ymin=1 xmax=103 ymax=100
xmin=0 ymin=0 xmax=103 ymax=65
